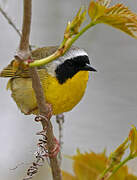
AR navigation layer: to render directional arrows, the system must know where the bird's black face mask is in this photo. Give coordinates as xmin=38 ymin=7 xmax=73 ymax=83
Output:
xmin=55 ymin=55 xmax=97 ymax=84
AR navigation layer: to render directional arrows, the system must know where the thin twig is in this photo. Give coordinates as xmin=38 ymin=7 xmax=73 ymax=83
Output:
xmin=56 ymin=114 xmax=64 ymax=165
xmin=0 ymin=4 xmax=21 ymax=37
xmin=10 ymin=162 xmax=25 ymax=171
xmin=0 ymin=3 xmax=36 ymax=49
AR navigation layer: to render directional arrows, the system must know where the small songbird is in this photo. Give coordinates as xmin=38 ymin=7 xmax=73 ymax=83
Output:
xmin=0 ymin=46 xmax=96 ymax=115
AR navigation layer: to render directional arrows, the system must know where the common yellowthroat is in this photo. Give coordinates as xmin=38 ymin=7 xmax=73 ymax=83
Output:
xmin=0 ymin=46 xmax=96 ymax=115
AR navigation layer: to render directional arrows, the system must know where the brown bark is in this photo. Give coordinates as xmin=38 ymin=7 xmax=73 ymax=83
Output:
xmin=29 ymin=68 xmax=62 ymax=180
xmin=17 ymin=0 xmax=62 ymax=179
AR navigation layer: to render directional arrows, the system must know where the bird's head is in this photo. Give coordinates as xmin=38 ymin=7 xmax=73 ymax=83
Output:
xmin=43 ymin=47 xmax=97 ymax=84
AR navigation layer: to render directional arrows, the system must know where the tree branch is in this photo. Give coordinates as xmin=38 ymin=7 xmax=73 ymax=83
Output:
xmin=0 ymin=4 xmax=21 ymax=37
xmin=16 ymin=0 xmax=62 ymax=180
xmin=29 ymin=67 xmax=62 ymax=180
xmin=17 ymin=0 xmax=31 ymax=60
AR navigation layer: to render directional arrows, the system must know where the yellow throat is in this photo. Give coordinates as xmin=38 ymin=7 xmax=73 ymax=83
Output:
xmin=9 ymin=70 xmax=89 ymax=115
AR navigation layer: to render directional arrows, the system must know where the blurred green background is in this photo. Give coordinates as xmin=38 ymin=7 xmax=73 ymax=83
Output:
xmin=0 ymin=0 xmax=137 ymax=179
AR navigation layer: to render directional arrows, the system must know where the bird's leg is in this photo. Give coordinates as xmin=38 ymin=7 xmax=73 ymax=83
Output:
xmin=56 ymin=113 xmax=64 ymax=165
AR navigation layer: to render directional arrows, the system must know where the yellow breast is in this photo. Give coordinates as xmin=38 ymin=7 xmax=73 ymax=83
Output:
xmin=9 ymin=70 xmax=89 ymax=115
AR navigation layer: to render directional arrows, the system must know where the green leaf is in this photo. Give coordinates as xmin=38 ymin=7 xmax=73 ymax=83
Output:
xmin=72 ymin=151 xmax=108 ymax=180
xmin=65 ymin=7 xmax=87 ymax=38
xmin=97 ymin=0 xmax=111 ymax=7
xmin=108 ymin=138 xmax=129 ymax=166
xmin=63 ymin=150 xmax=137 ymax=180
xmin=88 ymin=1 xmax=137 ymax=38
xmin=99 ymin=4 xmax=137 ymax=38
xmin=88 ymin=1 xmax=106 ymax=21
xmin=129 ymin=125 xmax=137 ymax=156
xmin=126 ymin=174 xmax=137 ymax=180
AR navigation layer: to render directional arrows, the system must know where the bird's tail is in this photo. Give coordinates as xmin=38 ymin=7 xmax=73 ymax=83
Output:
xmin=0 ymin=59 xmax=29 ymax=77
xmin=0 ymin=60 xmax=19 ymax=77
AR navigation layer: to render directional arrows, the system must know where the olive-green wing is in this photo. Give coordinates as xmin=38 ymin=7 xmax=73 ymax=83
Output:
xmin=0 ymin=46 xmax=58 ymax=78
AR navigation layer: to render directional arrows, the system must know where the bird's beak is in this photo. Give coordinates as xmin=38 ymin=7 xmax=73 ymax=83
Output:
xmin=83 ymin=64 xmax=97 ymax=72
